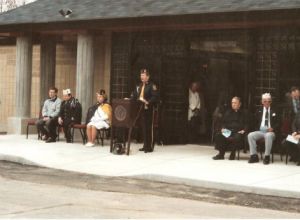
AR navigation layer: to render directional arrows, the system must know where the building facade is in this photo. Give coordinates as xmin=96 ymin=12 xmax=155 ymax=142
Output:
xmin=0 ymin=0 xmax=299 ymax=144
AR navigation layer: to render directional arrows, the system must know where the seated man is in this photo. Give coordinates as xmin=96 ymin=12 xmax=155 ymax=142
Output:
xmin=58 ymin=89 xmax=82 ymax=143
xmin=282 ymin=111 xmax=300 ymax=166
xmin=213 ymin=97 xmax=247 ymax=160
xmin=36 ymin=87 xmax=62 ymax=143
xmin=85 ymin=90 xmax=112 ymax=147
xmin=248 ymin=93 xmax=279 ymax=165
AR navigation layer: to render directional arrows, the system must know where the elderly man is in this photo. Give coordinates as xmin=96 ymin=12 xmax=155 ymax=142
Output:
xmin=58 ymin=89 xmax=82 ymax=143
xmin=36 ymin=87 xmax=62 ymax=143
xmin=213 ymin=97 xmax=248 ymax=160
xmin=248 ymin=93 xmax=279 ymax=165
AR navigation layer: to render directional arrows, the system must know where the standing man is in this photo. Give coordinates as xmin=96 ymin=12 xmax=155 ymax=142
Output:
xmin=132 ymin=69 xmax=158 ymax=153
xmin=58 ymin=89 xmax=82 ymax=143
xmin=213 ymin=97 xmax=248 ymax=160
xmin=248 ymin=93 xmax=279 ymax=165
xmin=36 ymin=87 xmax=62 ymax=143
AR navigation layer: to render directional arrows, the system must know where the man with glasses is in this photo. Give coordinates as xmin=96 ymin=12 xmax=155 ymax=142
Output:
xmin=247 ymin=93 xmax=279 ymax=165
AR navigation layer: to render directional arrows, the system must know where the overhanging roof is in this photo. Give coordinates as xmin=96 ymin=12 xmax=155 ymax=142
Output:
xmin=0 ymin=0 xmax=299 ymax=26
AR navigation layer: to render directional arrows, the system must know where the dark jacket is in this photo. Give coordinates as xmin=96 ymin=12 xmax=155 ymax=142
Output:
xmin=292 ymin=112 xmax=300 ymax=134
xmin=131 ymin=81 xmax=159 ymax=106
xmin=254 ymin=106 xmax=279 ymax=132
xmin=221 ymin=109 xmax=248 ymax=133
xmin=59 ymin=97 xmax=82 ymax=123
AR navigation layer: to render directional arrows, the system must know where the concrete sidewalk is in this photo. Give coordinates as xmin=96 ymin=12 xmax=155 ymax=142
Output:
xmin=1 ymin=134 xmax=300 ymax=199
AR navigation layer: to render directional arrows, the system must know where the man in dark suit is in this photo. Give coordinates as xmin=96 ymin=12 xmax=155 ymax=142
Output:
xmin=282 ymin=112 xmax=300 ymax=166
xmin=131 ymin=69 xmax=159 ymax=153
xmin=213 ymin=97 xmax=248 ymax=160
xmin=248 ymin=93 xmax=279 ymax=165
xmin=58 ymin=89 xmax=82 ymax=143
xmin=285 ymin=86 xmax=300 ymax=120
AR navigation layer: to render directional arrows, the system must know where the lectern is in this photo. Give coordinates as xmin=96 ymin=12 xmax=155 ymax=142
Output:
xmin=110 ymin=99 xmax=141 ymax=155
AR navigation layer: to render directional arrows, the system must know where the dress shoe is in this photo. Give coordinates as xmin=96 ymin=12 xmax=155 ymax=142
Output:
xmin=42 ymin=135 xmax=48 ymax=141
xmin=45 ymin=138 xmax=56 ymax=143
xmin=229 ymin=151 xmax=236 ymax=160
xmin=248 ymin=154 xmax=259 ymax=163
xmin=263 ymin=155 xmax=270 ymax=165
xmin=144 ymin=149 xmax=153 ymax=153
xmin=139 ymin=148 xmax=145 ymax=151
xmin=212 ymin=154 xmax=224 ymax=160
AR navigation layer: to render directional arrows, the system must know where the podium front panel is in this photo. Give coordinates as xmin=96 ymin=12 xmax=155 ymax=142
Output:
xmin=112 ymin=99 xmax=139 ymax=128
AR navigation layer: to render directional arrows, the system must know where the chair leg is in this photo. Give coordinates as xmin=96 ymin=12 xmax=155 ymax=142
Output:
xmin=71 ymin=127 xmax=75 ymax=143
xmin=237 ymin=149 xmax=240 ymax=160
xmin=26 ymin=124 xmax=29 ymax=139
xmin=79 ymin=129 xmax=86 ymax=145
xmin=286 ymin=153 xmax=288 ymax=165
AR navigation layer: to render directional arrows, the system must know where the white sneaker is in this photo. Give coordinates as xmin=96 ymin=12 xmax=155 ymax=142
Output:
xmin=85 ymin=142 xmax=95 ymax=147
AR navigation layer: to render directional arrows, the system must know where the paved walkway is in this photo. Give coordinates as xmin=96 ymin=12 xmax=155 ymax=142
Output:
xmin=0 ymin=134 xmax=300 ymax=199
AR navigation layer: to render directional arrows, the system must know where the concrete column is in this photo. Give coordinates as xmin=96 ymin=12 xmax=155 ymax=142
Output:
xmin=40 ymin=37 xmax=56 ymax=105
xmin=7 ymin=35 xmax=33 ymax=134
xmin=76 ymin=33 xmax=94 ymax=122
xmin=103 ymin=31 xmax=112 ymax=101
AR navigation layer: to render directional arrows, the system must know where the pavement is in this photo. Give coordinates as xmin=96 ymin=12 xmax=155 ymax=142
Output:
xmin=1 ymin=134 xmax=300 ymax=199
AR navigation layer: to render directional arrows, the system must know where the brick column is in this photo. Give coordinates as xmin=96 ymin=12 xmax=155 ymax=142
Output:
xmin=7 ymin=35 xmax=33 ymax=134
xmin=40 ymin=37 xmax=56 ymax=105
xmin=76 ymin=33 xmax=94 ymax=122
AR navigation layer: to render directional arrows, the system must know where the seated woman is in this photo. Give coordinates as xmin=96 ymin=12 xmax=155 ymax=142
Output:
xmin=282 ymin=111 xmax=300 ymax=166
xmin=85 ymin=90 xmax=112 ymax=147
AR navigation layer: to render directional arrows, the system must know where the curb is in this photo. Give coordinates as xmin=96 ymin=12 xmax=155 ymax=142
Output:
xmin=1 ymin=154 xmax=299 ymax=199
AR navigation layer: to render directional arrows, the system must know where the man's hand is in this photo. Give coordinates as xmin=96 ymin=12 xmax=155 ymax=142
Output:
xmin=267 ymin=128 xmax=274 ymax=132
xmin=292 ymin=132 xmax=297 ymax=137
xmin=43 ymin=116 xmax=49 ymax=121
xmin=58 ymin=117 xmax=63 ymax=125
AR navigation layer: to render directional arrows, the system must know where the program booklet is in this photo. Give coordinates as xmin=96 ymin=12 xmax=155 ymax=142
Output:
xmin=286 ymin=135 xmax=299 ymax=144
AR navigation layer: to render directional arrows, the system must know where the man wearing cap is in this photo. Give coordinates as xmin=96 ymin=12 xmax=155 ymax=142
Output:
xmin=36 ymin=87 xmax=62 ymax=143
xmin=85 ymin=90 xmax=112 ymax=147
xmin=131 ymin=69 xmax=159 ymax=153
xmin=247 ymin=93 xmax=279 ymax=164
xmin=58 ymin=89 xmax=82 ymax=143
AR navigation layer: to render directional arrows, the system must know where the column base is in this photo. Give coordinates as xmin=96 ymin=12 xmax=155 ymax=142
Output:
xmin=7 ymin=117 xmax=38 ymax=135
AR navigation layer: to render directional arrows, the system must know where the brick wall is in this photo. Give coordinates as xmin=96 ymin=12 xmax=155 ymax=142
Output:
xmin=0 ymin=35 xmax=108 ymax=132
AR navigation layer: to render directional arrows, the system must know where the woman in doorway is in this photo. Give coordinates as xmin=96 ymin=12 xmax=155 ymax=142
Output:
xmin=85 ymin=90 xmax=112 ymax=147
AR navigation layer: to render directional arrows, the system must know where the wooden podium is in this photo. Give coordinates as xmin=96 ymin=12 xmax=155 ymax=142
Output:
xmin=110 ymin=98 xmax=142 ymax=155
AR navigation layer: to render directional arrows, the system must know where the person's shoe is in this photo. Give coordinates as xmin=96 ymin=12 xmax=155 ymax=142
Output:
xmin=42 ymin=135 xmax=48 ymax=141
xmin=212 ymin=154 xmax=224 ymax=160
xmin=248 ymin=154 xmax=259 ymax=163
xmin=45 ymin=138 xmax=56 ymax=143
xmin=139 ymin=148 xmax=145 ymax=151
xmin=229 ymin=151 xmax=236 ymax=160
xmin=85 ymin=142 xmax=95 ymax=147
xmin=66 ymin=140 xmax=72 ymax=143
xmin=263 ymin=155 xmax=270 ymax=165
xmin=144 ymin=149 xmax=153 ymax=153
xmin=289 ymin=157 xmax=296 ymax=162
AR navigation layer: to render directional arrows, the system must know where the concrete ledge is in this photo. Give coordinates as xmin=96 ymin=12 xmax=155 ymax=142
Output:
xmin=7 ymin=117 xmax=38 ymax=135
xmin=1 ymin=153 xmax=300 ymax=199
xmin=132 ymin=174 xmax=300 ymax=199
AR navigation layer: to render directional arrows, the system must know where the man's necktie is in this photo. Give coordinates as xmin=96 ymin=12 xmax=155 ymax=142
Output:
xmin=264 ymin=108 xmax=269 ymax=127
xmin=139 ymin=84 xmax=145 ymax=99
